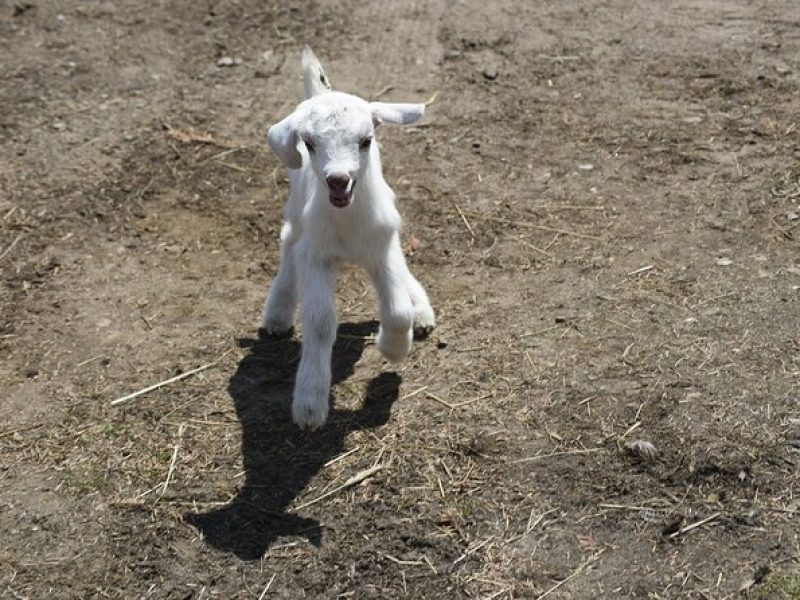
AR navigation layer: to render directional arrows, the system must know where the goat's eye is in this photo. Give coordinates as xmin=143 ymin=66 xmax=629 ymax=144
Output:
xmin=304 ymin=140 xmax=315 ymax=154
xmin=359 ymin=137 xmax=372 ymax=150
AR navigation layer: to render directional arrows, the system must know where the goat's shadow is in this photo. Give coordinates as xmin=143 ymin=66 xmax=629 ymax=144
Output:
xmin=184 ymin=321 xmax=400 ymax=560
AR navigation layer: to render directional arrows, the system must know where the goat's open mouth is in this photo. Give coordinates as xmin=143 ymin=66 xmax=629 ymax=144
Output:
xmin=329 ymin=192 xmax=351 ymax=208
xmin=328 ymin=181 xmax=354 ymax=208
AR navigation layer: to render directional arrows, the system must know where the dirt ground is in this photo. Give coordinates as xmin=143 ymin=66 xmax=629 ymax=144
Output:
xmin=2 ymin=0 xmax=799 ymax=598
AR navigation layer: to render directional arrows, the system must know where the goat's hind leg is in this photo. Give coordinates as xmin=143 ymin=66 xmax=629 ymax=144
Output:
xmin=261 ymin=222 xmax=298 ymax=334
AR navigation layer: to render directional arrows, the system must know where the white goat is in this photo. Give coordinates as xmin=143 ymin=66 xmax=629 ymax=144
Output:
xmin=261 ymin=47 xmax=436 ymax=429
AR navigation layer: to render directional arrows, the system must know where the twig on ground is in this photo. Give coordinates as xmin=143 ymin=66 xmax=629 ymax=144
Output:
xmin=520 ymin=325 xmax=562 ymax=338
xmin=110 ymin=349 xmax=234 ymax=406
xmin=0 ymin=233 xmax=22 ymax=261
xmin=425 ymin=391 xmax=456 ymax=410
xmin=530 ymin=204 xmax=606 ymax=211
xmin=258 ymin=574 xmax=277 ymax=600
xmin=401 ymin=386 xmax=428 ymax=400
xmin=424 ymin=90 xmax=441 ymax=106
xmin=294 ymin=464 xmax=382 ymax=511
xmin=669 ymin=512 xmax=721 ymax=539
xmin=337 ymin=333 xmax=376 ymax=341
xmin=627 ymin=265 xmax=655 ymax=276
xmin=452 ymin=201 xmax=476 ymax=238
xmin=454 ymin=537 xmax=494 ymax=565
xmin=759 ymin=505 xmax=800 ymax=515
xmin=537 ymin=54 xmax=582 ymax=62
xmin=323 ymin=446 xmax=361 ymax=468
xmin=370 ymin=84 xmax=394 ymax=101
xmin=598 ymin=503 xmax=668 ymax=512
xmin=422 ymin=554 xmax=438 ymax=575
xmin=381 ymin=552 xmax=426 ymax=567
xmin=453 ymin=393 xmax=493 ymax=408
xmin=205 ymin=146 xmax=246 ymax=163
xmin=136 ymin=483 xmax=163 ymax=500
xmin=518 ymin=239 xmax=553 ymax=259
xmin=76 ymin=355 xmax=104 ymax=368
xmin=218 ymin=161 xmax=248 ymax=172
xmin=161 ymin=424 xmax=186 ymax=496
xmin=619 ymin=421 xmax=642 ymax=440
xmin=504 ymin=509 xmax=557 ymax=545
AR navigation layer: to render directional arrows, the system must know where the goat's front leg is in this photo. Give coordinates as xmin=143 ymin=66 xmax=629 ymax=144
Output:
xmin=405 ymin=269 xmax=436 ymax=337
xmin=292 ymin=259 xmax=337 ymax=429
xmin=261 ymin=222 xmax=298 ymax=334
xmin=369 ymin=237 xmax=416 ymax=363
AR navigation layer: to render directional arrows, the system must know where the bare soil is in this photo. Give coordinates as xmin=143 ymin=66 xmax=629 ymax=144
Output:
xmin=2 ymin=1 xmax=799 ymax=598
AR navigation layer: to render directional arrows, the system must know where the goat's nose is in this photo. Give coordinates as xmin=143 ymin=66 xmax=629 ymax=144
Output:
xmin=326 ymin=174 xmax=350 ymax=193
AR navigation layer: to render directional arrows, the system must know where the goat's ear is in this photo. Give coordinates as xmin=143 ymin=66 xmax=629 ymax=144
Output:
xmin=369 ymin=102 xmax=425 ymax=127
xmin=267 ymin=114 xmax=302 ymax=169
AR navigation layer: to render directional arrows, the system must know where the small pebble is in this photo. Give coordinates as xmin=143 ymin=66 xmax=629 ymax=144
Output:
xmin=216 ymin=56 xmax=242 ymax=68
xmin=482 ymin=65 xmax=499 ymax=80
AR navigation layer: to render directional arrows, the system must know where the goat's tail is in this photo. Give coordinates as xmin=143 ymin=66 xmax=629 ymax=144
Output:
xmin=301 ymin=46 xmax=332 ymax=99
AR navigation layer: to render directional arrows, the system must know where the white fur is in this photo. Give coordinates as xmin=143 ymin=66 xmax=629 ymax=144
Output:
xmin=261 ymin=47 xmax=435 ymax=430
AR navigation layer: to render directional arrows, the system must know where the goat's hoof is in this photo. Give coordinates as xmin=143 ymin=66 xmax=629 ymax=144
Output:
xmin=413 ymin=323 xmax=435 ymax=340
xmin=292 ymin=396 xmax=329 ymax=430
xmin=260 ymin=318 xmax=294 ymax=337
xmin=377 ymin=330 xmax=412 ymax=363
xmin=413 ymin=310 xmax=436 ymax=340
xmin=258 ymin=326 xmax=294 ymax=340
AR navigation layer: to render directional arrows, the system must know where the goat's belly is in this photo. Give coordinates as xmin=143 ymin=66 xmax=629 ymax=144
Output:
xmin=328 ymin=237 xmax=375 ymax=266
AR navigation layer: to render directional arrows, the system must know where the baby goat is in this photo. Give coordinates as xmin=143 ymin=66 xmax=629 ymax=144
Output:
xmin=262 ymin=47 xmax=435 ymax=429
